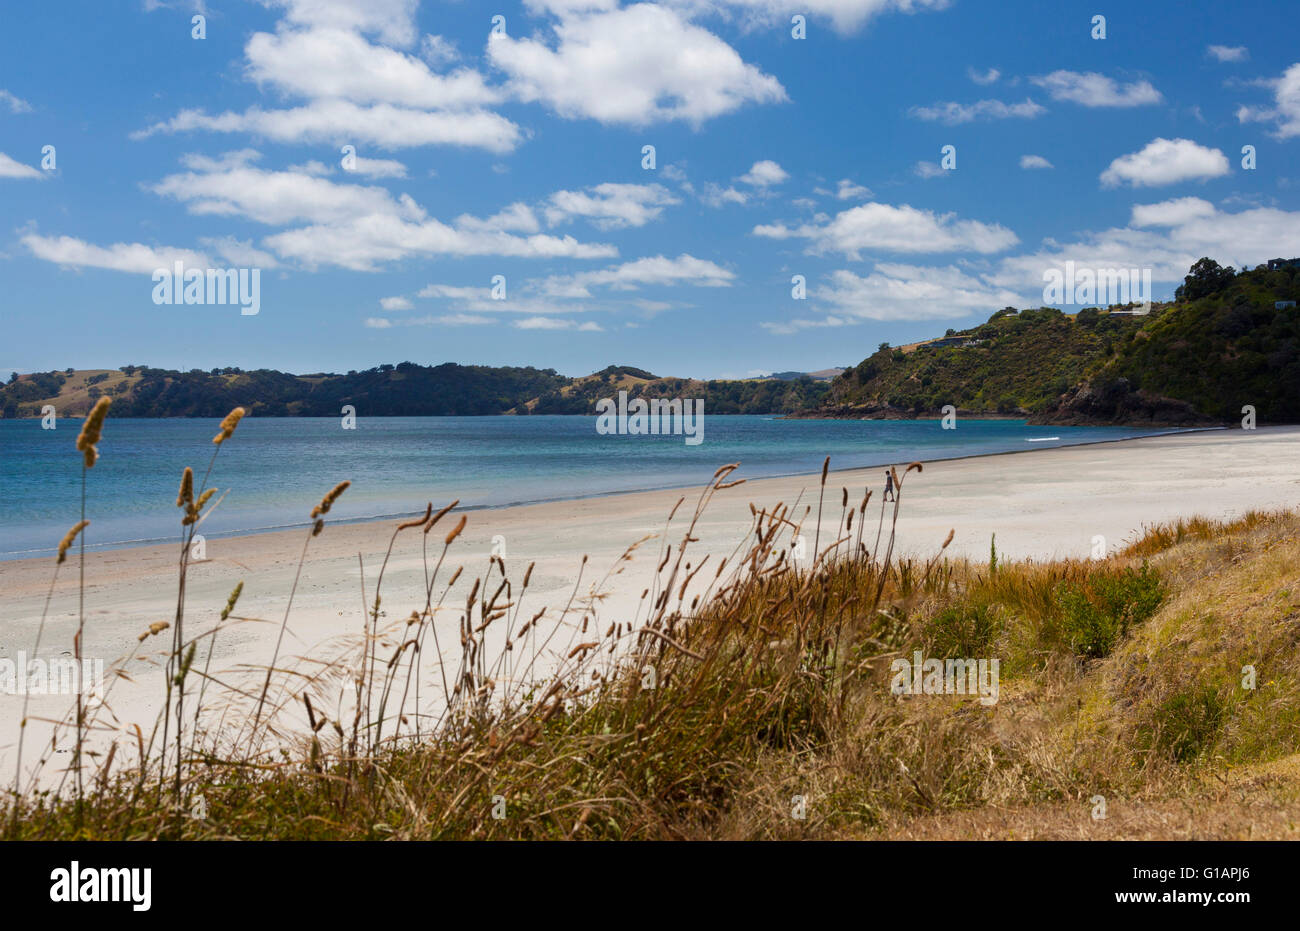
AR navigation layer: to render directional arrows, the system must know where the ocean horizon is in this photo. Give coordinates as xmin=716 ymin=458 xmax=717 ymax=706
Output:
xmin=0 ymin=415 xmax=1193 ymax=561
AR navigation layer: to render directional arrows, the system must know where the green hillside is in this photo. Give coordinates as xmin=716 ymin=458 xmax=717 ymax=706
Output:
xmin=810 ymin=258 xmax=1300 ymax=426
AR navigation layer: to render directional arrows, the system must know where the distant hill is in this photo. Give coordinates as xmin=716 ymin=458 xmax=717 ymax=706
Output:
xmin=801 ymin=258 xmax=1300 ymax=426
xmin=1 ymin=361 xmax=832 ymax=419
xmin=764 ymin=368 xmax=846 ymax=382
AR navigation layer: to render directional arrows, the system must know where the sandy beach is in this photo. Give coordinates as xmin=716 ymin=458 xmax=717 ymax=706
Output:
xmin=3 ymin=425 xmax=1298 ymax=784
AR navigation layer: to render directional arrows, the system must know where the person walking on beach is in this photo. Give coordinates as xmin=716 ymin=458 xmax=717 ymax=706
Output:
xmin=883 ymin=470 xmax=895 ymax=502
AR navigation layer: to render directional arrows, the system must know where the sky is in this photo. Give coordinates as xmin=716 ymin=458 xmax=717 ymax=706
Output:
xmin=2 ymin=0 xmax=1299 ymax=381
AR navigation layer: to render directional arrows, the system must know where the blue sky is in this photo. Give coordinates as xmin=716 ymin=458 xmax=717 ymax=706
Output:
xmin=3 ymin=0 xmax=1299 ymax=381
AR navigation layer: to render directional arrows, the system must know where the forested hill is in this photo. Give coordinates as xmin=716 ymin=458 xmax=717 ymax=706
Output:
xmin=803 ymin=258 xmax=1300 ymax=427
xmin=9 ymin=259 xmax=1296 ymax=425
xmin=0 ymin=363 xmax=830 ymax=419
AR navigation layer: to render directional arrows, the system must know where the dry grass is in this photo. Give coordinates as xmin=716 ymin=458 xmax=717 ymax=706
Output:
xmin=4 ymin=412 xmax=1299 ymax=840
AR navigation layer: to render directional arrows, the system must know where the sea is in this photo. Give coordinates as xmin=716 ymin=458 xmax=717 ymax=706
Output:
xmin=0 ymin=415 xmax=1191 ymax=560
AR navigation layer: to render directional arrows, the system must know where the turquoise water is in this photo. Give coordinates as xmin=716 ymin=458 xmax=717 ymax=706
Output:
xmin=0 ymin=416 xmax=1185 ymax=560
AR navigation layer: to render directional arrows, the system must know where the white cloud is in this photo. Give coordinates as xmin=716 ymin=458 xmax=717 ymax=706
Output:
xmin=913 ymin=161 xmax=946 ymax=179
xmin=987 ymin=202 xmax=1300 ymax=298
xmin=135 ymin=99 xmax=522 ymax=152
xmin=1019 ymin=154 xmax=1053 ymax=170
xmin=514 ymin=316 xmax=603 ymax=331
xmin=420 ymin=35 xmax=460 ymax=67
xmin=544 ymin=182 xmax=680 ymax=229
xmin=138 ymin=4 xmax=518 ymax=153
xmin=967 ymin=67 xmax=1000 ymax=85
xmin=1207 ymin=45 xmax=1248 ymax=62
xmin=537 ymin=254 xmax=735 ymax=297
xmin=1235 ymin=62 xmax=1300 ymax=139
xmin=245 ymin=27 xmax=502 ymax=109
xmin=488 ymin=3 xmax=786 ymax=125
xmin=699 ymin=183 xmax=749 ymax=207
xmin=1100 ymin=138 xmax=1230 ymax=188
xmin=417 ymin=284 xmax=489 ymax=300
xmin=367 ymin=313 xmax=495 ymax=327
xmin=737 ymin=159 xmax=788 ymax=187
xmin=0 ymin=90 xmax=31 ymax=113
xmin=1030 ymin=71 xmax=1162 ymax=107
xmin=380 ymin=296 xmax=413 ymax=310
xmin=142 ymin=151 xmax=616 ymax=271
xmin=0 ymin=152 xmax=42 ymax=179
xmin=21 ymin=235 xmax=209 ymax=274
xmin=801 ymin=264 xmax=1024 ymax=324
xmin=454 ymin=202 xmax=541 ymax=233
xmin=909 ymin=97 xmax=1045 ymax=124
xmin=264 ymin=0 xmax=421 ymax=47
xmin=753 ymin=202 xmax=1018 ymax=258
xmin=703 ymin=0 xmax=950 ymax=35
xmin=1129 ymin=197 xmax=1217 ymax=228
xmin=150 ymin=152 xmax=412 ymax=226
xmin=345 ymin=156 xmax=407 ymax=178
xmin=835 ymin=179 xmax=872 ymax=200
xmin=199 ymin=235 xmax=280 ymax=267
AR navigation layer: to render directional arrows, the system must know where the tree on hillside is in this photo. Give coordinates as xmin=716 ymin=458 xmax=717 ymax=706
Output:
xmin=1176 ymin=257 xmax=1236 ymax=302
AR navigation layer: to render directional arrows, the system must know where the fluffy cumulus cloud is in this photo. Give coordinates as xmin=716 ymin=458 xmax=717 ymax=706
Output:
xmin=987 ymin=200 xmax=1300 ymax=298
xmin=243 ymin=27 xmax=500 ymax=109
xmin=909 ymin=98 xmax=1044 ymax=124
xmin=1099 ymin=138 xmax=1230 ymax=188
xmin=1030 ymin=71 xmax=1162 ymax=107
xmin=1019 ymin=154 xmax=1053 ymax=170
xmin=34 ymin=150 xmax=617 ymax=273
xmin=1129 ymin=197 xmax=1217 ymax=228
xmin=544 ymin=183 xmax=680 ymax=229
xmin=835 ymin=179 xmax=872 ymax=200
xmin=737 ymin=160 xmax=788 ymax=187
xmin=264 ymin=0 xmax=422 ymax=48
xmin=488 ymin=2 xmax=786 ymax=125
xmin=763 ymin=263 xmax=1024 ymax=331
xmin=765 ymin=197 xmax=1300 ymax=333
xmin=753 ymin=202 xmax=1018 ymax=258
xmin=136 ymin=1 xmax=519 ymax=151
xmin=1235 ymin=62 xmax=1300 ymax=139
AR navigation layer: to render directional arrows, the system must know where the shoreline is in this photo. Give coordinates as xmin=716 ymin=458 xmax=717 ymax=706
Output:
xmin=3 ymin=425 xmax=1298 ymax=786
xmin=0 ymin=421 xmax=1218 ymax=562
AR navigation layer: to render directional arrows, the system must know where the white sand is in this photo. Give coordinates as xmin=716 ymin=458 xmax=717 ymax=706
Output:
xmin=3 ymin=425 xmax=1298 ymax=787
